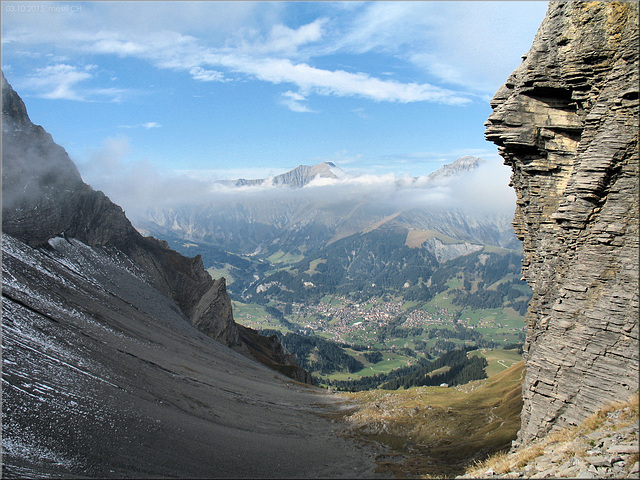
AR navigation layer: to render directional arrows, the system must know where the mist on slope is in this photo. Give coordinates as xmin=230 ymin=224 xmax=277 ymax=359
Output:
xmin=76 ymin=139 xmax=516 ymax=225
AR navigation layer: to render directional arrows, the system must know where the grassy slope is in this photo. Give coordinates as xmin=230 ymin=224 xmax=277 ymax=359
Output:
xmin=466 ymin=394 xmax=639 ymax=477
xmin=337 ymin=360 xmax=525 ymax=478
xmin=469 ymin=348 xmax=522 ymax=377
xmin=405 ymin=229 xmax=462 ymax=248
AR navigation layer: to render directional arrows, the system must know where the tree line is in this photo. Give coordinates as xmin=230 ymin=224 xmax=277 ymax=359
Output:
xmin=328 ymin=348 xmax=487 ymax=392
xmin=260 ymin=329 xmax=364 ymax=374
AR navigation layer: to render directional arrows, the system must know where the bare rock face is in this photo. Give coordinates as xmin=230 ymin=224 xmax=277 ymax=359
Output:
xmin=485 ymin=1 xmax=639 ymax=446
xmin=234 ymin=161 xmax=341 ymax=187
xmin=191 ymin=277 xmax=241 ymax=347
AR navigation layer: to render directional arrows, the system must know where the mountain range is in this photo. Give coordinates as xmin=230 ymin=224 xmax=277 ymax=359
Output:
xmin=225 ymin=156 xmax=479 ymax=189
xmin=136 ymin=156 xmax=519 ymax=261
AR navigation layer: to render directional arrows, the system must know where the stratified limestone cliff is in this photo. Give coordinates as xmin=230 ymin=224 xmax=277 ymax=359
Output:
xmin=485 ymin=1 xmax=639 ymax=446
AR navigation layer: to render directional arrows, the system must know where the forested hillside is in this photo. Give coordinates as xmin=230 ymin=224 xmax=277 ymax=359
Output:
xmin=244 ymin=227 xmax=529 ymax=312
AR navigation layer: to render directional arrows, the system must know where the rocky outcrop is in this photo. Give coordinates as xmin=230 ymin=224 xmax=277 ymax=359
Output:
xmin=238 ymin=326 xmax=315 ymax=385
xmin=190 ymin=277 xmax=240 ymax=346
xmin=485 ymin=2 xmax=639 ymax=446
xmin=461 ymin=395 xmax=639 ymax=478
xmin=422 ymin=237 xmax=484 ymax=263
xmin=1 ymin=70 xmax=311 ymax=383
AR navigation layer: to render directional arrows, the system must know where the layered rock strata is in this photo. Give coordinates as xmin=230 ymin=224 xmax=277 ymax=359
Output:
xmin=485 ymin=1 xmax=639 ymax=446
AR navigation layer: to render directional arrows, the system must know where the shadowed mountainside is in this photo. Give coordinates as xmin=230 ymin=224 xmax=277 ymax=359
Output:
xmin=1 ymin=234 xmax=379 ymax=477
xmin=1 ymin=70 xmax=311 ymax=383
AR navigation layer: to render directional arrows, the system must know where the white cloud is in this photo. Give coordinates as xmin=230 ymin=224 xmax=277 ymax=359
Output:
xmin=2 ymin=4 xmax=475 ymax=106
xmin=176 ymin=167 xmax=292 ymax=182
xmin=2 ymin=1 xmax=547 ymax=110
xmin=77 ymin=136 xmax=213 ymax=214
xmin=280 ymin=91 xmax=314 ymax=113
xmin=22 ymin=63 xmax=93 ymax=100
xmin=189 ymin=66 xmax=226 ymax=82
xmin=80 ymin=136 xmax=131 ymax=172
xmin=76 ymin=139 xmax=514 ymax=225
xmin=16 ymin=63 xmax=130 ymax=102
xmin=76 ymin=30 xmax=472 ymax=105
xmin=247 ymin=18 xmax=327 ymax=56
xmin=421 ymin=1 xmax=548 ymax=93
xmin=225 ymin=56 xmax=470 ymax=104
xmin=322 ymin=1 xmax=548 ymax=94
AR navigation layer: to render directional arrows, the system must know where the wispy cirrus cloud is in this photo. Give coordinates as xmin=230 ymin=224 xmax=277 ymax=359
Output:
xmin=2 ymin=2 xmax=475 ymax=107
xmin=188 ymin=66 xmax=227 ymax=82
xmin=239 ymin=18 xmax=328 ymax=56
xmin=280 ymin=91 xmax=315 ymax=113
xmin=226 ymin=56 xmax=469 ymax=104
xmin=18 ymin=63 xmax=130 ymax=102
xmin=2 ymin=1 xmax=547 ymax=115
xmin=325 ymin=1 xmax=548 ymax=95
xmin=70 ymin=29 xmax=471 ymax=106
xmin=21 ymin=63 xmax=94 ymax=100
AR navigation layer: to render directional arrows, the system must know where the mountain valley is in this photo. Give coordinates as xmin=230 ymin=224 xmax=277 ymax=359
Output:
xmin=1 ymin=68 xmax=531 ymax=478
xmin=2 ymin=1 xmax=638 ymax=478
xmin=134 ymin=165 xmax=530 ymax=388
xmin=1 ymin=71 xmax=383 ymax=478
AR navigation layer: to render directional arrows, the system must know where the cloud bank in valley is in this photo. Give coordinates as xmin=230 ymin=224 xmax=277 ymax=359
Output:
xmin=77 ymin=140 xmax=515 ymax=224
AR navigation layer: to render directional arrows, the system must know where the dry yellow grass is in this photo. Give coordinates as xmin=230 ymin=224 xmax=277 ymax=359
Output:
xmin=579 ymin=394 xmax=639 ymax=433
xmin=464 ymin=393 xmax=640 ymax=477
xmin=472 ymin=444 xmax=545 ymax=475
xmin=337 ymin=361 xmax=525 ymax=477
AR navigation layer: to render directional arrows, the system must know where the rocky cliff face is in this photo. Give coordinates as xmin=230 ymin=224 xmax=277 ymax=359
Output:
xmin=1 ymin=71 xmax=311 ymax=383
xmin=485 ymin=1 xmax=639 ymax=446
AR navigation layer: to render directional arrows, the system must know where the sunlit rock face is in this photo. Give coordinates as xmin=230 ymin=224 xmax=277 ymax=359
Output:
xmin=485 ymin=1 xmax=639 ymax=446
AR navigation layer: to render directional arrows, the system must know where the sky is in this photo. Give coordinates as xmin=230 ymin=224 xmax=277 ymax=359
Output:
xmin=2 ymin=1 xmax=548 ymax=212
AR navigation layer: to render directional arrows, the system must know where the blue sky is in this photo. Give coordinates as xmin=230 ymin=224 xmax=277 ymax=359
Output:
xmin=2 ymin=1 xmax=548 ymax=186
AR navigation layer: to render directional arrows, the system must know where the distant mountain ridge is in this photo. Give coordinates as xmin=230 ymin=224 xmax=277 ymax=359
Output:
xmin=232 ymin=161 xmax=343 ymax=188
xmin=137 ymin=155 xmax=519 ymax=260
xmin=226 ymin=157 xmax=479 ymax=189
xmin=426 ymin=155 xmax=484 ymax=182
